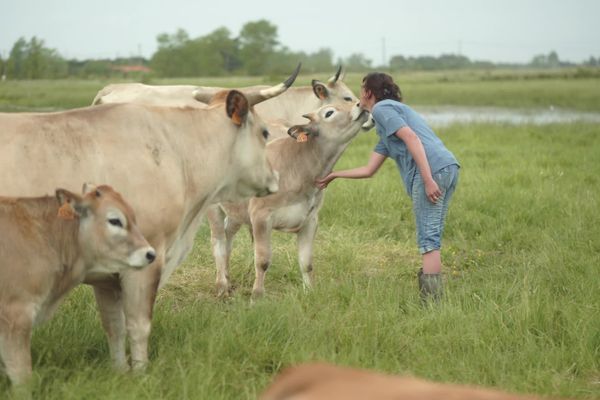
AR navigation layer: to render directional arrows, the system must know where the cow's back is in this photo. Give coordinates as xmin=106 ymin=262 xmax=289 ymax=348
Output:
xmin=255 ymin=87 xmax=321 ymax=125
xmin=0 ymin=104 xmax=190 ymax=238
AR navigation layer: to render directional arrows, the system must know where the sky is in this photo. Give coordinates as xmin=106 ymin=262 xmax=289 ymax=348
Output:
xmin=1 ymin=0 xmax=599 ymax=65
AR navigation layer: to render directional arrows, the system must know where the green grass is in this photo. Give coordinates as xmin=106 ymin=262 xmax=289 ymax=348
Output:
xmin=1 ymin=73 xmax=599 ymax=398
xmin=1 ymin=68 xmax=600 ymax=112
xmin=1 ymin=121 xmax=599 ymax=399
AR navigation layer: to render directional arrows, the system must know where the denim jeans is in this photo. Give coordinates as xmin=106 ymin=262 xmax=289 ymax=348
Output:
xmin=411 ymin=164 xmax=459 ymax=254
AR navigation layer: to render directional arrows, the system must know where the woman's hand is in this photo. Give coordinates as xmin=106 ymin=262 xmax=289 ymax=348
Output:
xmin=315 ymin=174 xmax=335 ymax=189
xmin=425 ymin=178 xmax=442 ymax=203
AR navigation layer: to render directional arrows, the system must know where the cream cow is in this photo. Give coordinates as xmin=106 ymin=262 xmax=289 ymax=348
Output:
xmin=0 ymin=68 xmax=298 ymax=370
xmin=208 ymin=102 xmax=369 ymax=298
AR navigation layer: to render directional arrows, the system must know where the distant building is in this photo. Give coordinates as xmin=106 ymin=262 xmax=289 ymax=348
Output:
xmin=111 ymin=64 xmax=152 ymax=76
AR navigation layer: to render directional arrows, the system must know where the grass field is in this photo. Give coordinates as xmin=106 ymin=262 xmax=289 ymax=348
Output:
xmin=0 ymin=72 xmax=599 ymax=399
xmin=1 ymin=68 xmax=600 ymax=112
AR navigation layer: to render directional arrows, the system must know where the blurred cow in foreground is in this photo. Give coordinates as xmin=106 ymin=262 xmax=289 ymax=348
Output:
xmin=260 ymin=362 xmax=556 ymax=400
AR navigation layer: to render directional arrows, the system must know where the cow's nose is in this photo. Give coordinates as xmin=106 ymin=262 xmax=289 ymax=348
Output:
xmin=146 ymin=250 xmax=156 ymax=264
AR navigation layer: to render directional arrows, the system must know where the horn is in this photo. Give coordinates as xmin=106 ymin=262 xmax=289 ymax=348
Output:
xmin=245 ymin=62 xmax=302 ymax=106
xmin=193 ymin=87 xmax=223 ymax=103
xmin=328 ymin=65 xmax=343 ymax=84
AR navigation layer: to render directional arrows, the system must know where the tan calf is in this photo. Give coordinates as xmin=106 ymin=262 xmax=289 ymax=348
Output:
xmin=260 ymin=362 xmax=553 ymax=400
xmin=0 ymin=184 xmax=154 ymax=385
xmin=207 ymin=102 xmax=369 ymax=298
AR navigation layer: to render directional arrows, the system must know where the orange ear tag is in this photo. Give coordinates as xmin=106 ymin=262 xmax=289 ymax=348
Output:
xmin=296 ymin=133 xmax=308 ymax=143
xmin=231 ymin=112 xmax=242 ymax=126
xmin=57 ymin=203 xmax=77 ymax=220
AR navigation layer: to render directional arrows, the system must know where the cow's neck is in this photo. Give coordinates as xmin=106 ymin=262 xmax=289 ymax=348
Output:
xmin=301 ymin=138 xmax=351 ymax=181
xmin=173 ymin=111 xmax=239 ymax=232
xmin=12 ymin=197 xmax=86 ymax=320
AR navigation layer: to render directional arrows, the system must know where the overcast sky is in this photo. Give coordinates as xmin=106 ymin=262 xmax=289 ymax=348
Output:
xmin=1 ymin=0 xmax=598 ymax=65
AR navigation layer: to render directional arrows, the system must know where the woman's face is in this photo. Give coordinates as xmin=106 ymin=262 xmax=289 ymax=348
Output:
xmin=359 ymin=84 xmax=375 ymax=111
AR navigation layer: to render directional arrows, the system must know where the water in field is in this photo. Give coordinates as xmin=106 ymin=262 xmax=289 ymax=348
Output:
xmin=415 ymin=106 xmax=600 ymax=126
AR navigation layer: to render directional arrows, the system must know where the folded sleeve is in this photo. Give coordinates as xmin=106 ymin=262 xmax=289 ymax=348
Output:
xmin=374 ymin=139 xmax=389 ymax=156
xmin=372 ymin=103 xmax=407 ymax=137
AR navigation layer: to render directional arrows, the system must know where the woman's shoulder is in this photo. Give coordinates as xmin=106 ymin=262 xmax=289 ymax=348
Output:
xmin=373 ymin=99 xmax=408 ymax=117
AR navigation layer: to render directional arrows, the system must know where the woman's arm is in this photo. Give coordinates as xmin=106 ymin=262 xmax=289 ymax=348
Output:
xmin=315 ymin=151 xmax=387 ymax=189
xmin=395 ymin=126 xmax=441 ymax=203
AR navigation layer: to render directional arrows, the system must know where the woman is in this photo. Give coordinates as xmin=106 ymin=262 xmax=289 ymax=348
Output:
xmin=315 ymin=72 xmax=460 ymax=303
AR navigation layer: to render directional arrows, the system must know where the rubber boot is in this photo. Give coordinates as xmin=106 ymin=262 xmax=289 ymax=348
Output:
xmin=418 ymin=268 xmax=443 ymax=304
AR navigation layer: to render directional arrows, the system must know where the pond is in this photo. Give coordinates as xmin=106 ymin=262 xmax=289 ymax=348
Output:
xmin=413 ymin=106 xmax=600 ymax=126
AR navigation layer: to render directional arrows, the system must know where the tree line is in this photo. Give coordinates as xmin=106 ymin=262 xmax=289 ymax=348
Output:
xmin=2 ymin=19 xmax=599 ymax=80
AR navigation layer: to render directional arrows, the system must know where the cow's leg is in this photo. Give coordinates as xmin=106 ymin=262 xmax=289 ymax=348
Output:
xmin=0 ymin=307 xmax=33 ymax=385
xmin=92 ymin=282 xmax=128 ymax=371
xmin=207 ymin=205 xmax=241 ymax=297
xmin=297 ymin=215 xmax=318 ymax=290
xmin=121 ymin=261 xmax=161 ymax=371
xmin=251 ymin=213 xmax=272 ymax=299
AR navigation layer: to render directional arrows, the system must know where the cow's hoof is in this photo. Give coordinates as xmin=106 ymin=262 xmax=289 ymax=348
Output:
xmin=216 ymin=282 xmax=232 ymax=298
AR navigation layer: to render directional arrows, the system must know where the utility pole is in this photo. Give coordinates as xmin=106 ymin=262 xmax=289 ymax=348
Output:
xmin=382 ymin=37 xmax=387 ymax=67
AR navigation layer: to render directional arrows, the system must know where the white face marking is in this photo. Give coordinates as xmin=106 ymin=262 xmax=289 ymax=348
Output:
xmin=127 ymin=246 xmax=156 ymax=268
xmin=321 ymin=107 xmax=337 ymax=119
xmin=106 ymin=209 xmax=127 ymax=236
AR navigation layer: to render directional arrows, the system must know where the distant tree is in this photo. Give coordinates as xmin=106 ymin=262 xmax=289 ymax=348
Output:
xmin=584 ymin=56 xmax=598 ymax=67
xmin=151 ymin=29 xmax=193 ymax=77
xmin=438 ymin=54 xmax=471 ymax=69
xmin=530 ymin=50 xmax=560 ymax=68
xmin=77 ymin=59 xmax=113 ymax=78
xmin=6 ymin=37 xmax=27 ymax=78
xmin=547 ymin=51 xmax=560 ymax=68
xmin=204 ymin=27 xmax=240 ymax=73
xmin=5 ymin=36 xmax=67 ymax=79
xmin=267 ymin=46 xmax=303 ymax=75
xmin=0 ymin=54 xmax=5 ymax=79
xmin=389 ymin=55 xmax=406 ymax=70
xmin=343 ymin=53 xmax=372 ymax=72
xmin=151 ymin=27 xmax=240 ymax=77
xmin=238 ymin=19 xmax=279 ymax=75
xmin=304 ymin=48 xmax=334 ymax=73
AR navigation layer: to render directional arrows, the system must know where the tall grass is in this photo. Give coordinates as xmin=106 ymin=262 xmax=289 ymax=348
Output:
xmin=1 ymin=121 xmax=598 ymax=399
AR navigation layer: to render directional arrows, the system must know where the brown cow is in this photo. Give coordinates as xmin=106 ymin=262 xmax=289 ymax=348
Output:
xmin=0 ymin=184 xmax=154 ymax=385
xmin=260 ymin=363 xmax=553 ymax=400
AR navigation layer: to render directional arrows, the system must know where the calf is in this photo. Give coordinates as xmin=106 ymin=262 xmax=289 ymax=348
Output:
xmin=0 ymin=184 xmax=154 ymax=385
xmin=260 ymin=362 xmax=550 ymax=400
xmin=207 ymin=102 xmax=369 ymax=298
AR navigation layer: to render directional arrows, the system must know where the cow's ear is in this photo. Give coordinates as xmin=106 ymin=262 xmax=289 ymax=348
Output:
xmin=56 ymin=189 xmax=87 ymax=219
xmin=226 ymin=90 xmax=249 ymax=126
xmin=312 ymin=80 xmax=329 ymax=100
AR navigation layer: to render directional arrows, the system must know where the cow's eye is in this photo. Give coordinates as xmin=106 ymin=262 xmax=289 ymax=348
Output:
xmin=262 ymin=129 xmax=269 ymax=139
xmin=108 ymin=218 xmax=123 ymax=228
xmin=325 ymin=110 xmax=334 ymax=118
xmin=344 ymin=97 xmax=353 ymax=102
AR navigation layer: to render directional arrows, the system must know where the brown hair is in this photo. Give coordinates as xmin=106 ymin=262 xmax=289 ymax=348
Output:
xmin=362 ymin=72 xmax=403 ymax=102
